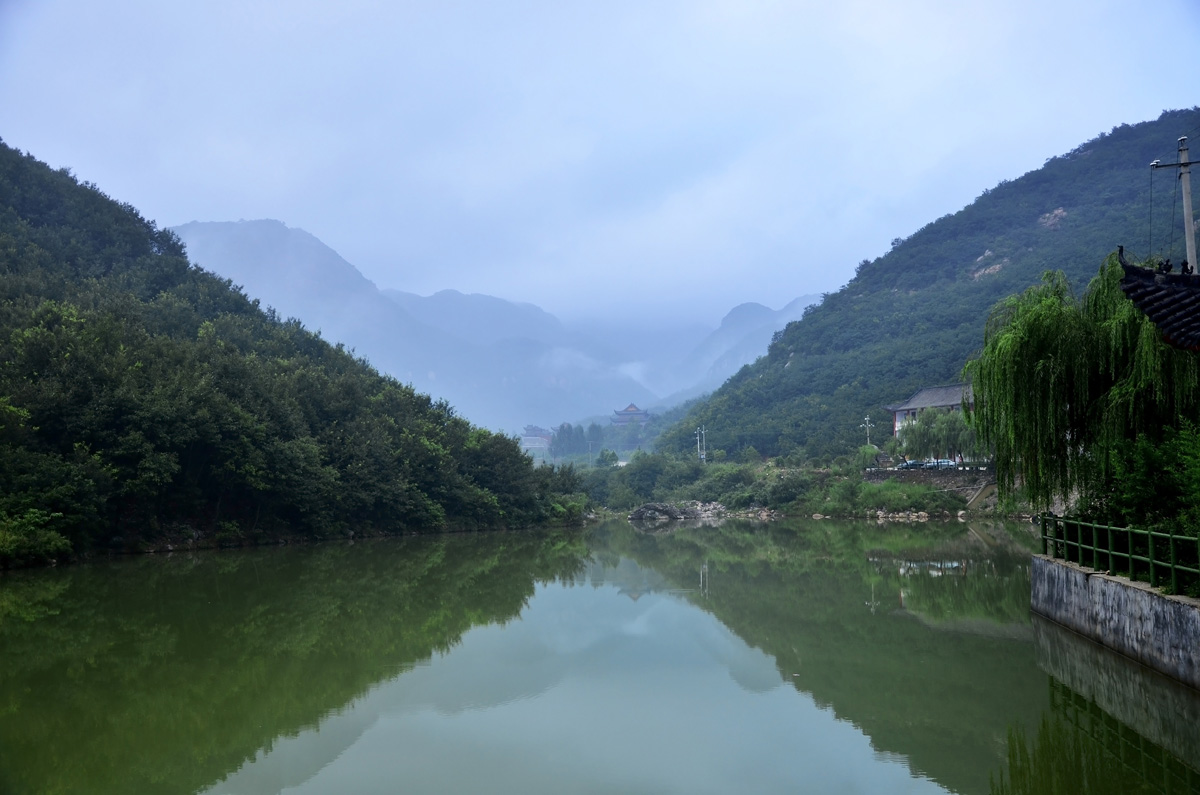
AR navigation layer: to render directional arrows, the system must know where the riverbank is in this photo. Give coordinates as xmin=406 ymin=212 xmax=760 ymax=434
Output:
xmin=1031 ymin=555 xmax=1200 ymax=690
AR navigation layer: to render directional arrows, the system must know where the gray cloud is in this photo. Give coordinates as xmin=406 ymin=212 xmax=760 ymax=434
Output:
xmin=2 ymin=0 xmax=1198 ymax=323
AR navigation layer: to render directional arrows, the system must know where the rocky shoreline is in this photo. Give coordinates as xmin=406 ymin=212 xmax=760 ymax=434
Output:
xmin=625 ymin=501 xmax=1026 ymax=525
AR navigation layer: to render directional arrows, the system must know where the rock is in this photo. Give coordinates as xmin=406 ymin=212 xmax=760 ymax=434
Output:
xmin=628 ymin=503 xmax=701 ymax=522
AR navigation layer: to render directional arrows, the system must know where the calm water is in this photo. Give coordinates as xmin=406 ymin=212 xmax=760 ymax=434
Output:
xmin=0 ymin=519 xmax=1196 ymax=794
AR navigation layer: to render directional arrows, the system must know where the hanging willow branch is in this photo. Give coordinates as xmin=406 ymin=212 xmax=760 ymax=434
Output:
xmin=963 ymin=253 xmax=1200 ymax=511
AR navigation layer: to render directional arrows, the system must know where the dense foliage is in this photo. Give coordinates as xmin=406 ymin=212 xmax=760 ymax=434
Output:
xmin=656 ymin=109 xmax=1200 ymax=462
xmin=0 ymin=141 xmax=584 ymax=565
xmin=897 ymin=407 xmax=980 ymax=463
xmin=965 ymin=255 xmax=1200 ymax=529
xmin=581 ymin=452 xmax=965 ymax=516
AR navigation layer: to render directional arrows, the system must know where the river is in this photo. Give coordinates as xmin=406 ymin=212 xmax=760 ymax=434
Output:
xmin=0 ymin=518 xmax=1196 ymax=794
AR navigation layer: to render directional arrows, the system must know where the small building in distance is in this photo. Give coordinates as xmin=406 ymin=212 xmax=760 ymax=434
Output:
xmin=520 ymin=425 xmax=553 ymax=458
xmin=610 ymin=404 xmax=651 ymax=427
xmin=885 ymin=383 xmax=973 ymax=435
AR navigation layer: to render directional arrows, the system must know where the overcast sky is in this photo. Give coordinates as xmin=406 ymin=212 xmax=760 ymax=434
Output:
xmin=2 ymin=1 xmax=1198 ymax=324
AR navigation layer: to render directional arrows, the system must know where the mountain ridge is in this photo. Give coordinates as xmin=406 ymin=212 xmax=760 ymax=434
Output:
xmin=656 ymin=107 xmax=1200 ymax=459
xmin=172 ymin=219 xmax=820 ymax=431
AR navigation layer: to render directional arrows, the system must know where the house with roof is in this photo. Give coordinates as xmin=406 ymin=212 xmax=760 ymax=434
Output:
xmin=884 ymin=383 xmax=973 ymax=436
xmin=611 ymin=404 xmax=651 ymax=427
xmin=519 ymin=425 xmax=553 ymax=457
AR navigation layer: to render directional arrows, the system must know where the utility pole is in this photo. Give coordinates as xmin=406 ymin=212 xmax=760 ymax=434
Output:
xmin=1152 ymin=138 xmax=1197 ymax=273
xmin=860 ymin=415 xmax=875 ymax=446
xmin=1181 ymin=137 xmax=1196 ymax=273
xmin=695 ymin=426 xmax=707 ymax=463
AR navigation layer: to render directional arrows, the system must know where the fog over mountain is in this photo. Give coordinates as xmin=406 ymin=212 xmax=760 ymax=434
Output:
xmin=172 ymin=220 xmax=818 ymax=432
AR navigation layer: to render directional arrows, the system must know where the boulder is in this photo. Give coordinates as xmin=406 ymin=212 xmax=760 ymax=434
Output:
xmin=628 ymin=503 xmax=701 ymax=522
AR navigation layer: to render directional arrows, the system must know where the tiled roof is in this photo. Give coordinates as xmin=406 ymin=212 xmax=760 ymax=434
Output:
xmin=1119 ymin=263 xmax=1200 ymax=350
xmin=885 ymin=383 xmax=972 ymax=413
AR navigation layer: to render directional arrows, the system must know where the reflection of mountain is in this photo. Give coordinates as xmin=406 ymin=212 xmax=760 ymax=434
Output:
xmin=0 ymin=533 xmax=588 ymax=795
xmin=591 ymin=518 xmax=1049 ymax=795
xmin=212 ymin=555 xmax=784 ymax=792
xmin=12 ymin=520 xmax=1155 ymax=794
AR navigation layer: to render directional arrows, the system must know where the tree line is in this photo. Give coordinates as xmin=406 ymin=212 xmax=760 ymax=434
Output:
xmin=0 ymin=141 xmax=584 ymax=566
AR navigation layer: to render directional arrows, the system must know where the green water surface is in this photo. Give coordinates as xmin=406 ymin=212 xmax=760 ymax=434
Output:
xmin=0 ymin=519 xmax=1195 ymax=794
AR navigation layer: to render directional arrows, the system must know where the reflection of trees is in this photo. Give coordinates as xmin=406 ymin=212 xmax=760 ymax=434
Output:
xmin=897 ymin=567 xmax=1031 ymax=628
xmin=992 ymin=679 xmax=1199 ymax=795
xmin=0 ymin=532 xmax=587 ymax=795
xmin=589 ymin=517 xmax=1048 ymax=795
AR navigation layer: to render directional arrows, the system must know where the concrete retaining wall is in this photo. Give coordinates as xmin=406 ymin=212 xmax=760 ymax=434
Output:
xmin=1031 ymin=555 xmax=1200 ymax=690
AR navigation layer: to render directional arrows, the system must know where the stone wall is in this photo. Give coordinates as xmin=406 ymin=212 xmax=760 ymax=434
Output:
xmin=1031 ymin=555 xmax=1200 ymax=690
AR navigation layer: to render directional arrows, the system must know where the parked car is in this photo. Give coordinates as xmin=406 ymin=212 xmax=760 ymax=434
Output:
xmin=896 ymin=460 xmax=923 ymax=470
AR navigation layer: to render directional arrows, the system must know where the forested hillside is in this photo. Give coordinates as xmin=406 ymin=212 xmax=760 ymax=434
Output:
xmin=658 ymin=108 xmax=1200 ymax=460
xmin=0 ymin=141 xmax=582 ymax=566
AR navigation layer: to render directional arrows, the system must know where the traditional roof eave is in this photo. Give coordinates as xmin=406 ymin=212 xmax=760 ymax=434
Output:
xmin=886 ymin=383 xmax=973 ymax=414
xmin=1119 ymin=262 xmax=1200 ymax=350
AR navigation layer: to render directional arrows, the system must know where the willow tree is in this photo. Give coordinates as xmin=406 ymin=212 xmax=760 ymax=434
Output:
xmin=964 ymin=253 xmax=1200 ymax=515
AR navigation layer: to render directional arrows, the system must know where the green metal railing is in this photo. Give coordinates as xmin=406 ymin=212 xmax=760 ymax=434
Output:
xmin=1041 ymin=515 xmax=1200 ymax=596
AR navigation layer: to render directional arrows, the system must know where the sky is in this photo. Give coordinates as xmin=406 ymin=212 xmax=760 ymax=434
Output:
xmin=2 ymin=0 xmax=1199 ymax=324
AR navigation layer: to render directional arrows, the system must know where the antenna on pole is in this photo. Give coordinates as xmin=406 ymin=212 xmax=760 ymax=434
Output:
xmin=695 ymin=426 xmax=707 ymax=463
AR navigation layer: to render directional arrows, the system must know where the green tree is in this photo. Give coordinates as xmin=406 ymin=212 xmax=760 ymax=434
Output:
xmin=899 ymin=409 xmax=939 ymax=462
xmin=964 ymin=255 xmax=1200 ymax=519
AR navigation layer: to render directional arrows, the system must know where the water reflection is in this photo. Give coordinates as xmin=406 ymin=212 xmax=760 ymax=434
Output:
xmin=589 ymin=518 xmax=1046 ymax=794
xmin=0 ymin=532 xmax=588 ymax=795
xmin=991 ymin=682 xmax=1200 ymax=795
xmin=989 ymin=615 xmax=1200 ymax=795
xmin=0 ymin=519 xmax=1193 ymax=794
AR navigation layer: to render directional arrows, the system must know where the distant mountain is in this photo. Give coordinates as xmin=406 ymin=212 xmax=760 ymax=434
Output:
xmin=656 ymin=107 xmax=1200 ymax=459
xmin=173 ymin=220 xmax=467 ymax=381
xmin=666 ymin=296 xmax=818 ymax=401
xmin=382 ymin=288 xmax=566 ymax=349
xmin=174 ymin=220 xmax=820 ymax=433
xmin=174 ymin=220 xmax=660 ymax=432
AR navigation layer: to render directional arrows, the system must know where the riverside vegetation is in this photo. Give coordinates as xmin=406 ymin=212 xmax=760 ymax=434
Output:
xmin=0 ymin=141 xmax=587 ymax=567
xmin=580 ymin=451 xmax=970 ymax=518
xmin=967 ymin=253 xmax=1200 ymax=537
